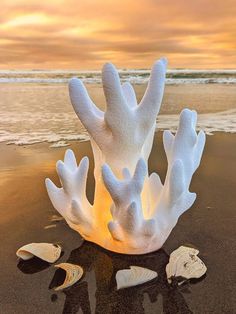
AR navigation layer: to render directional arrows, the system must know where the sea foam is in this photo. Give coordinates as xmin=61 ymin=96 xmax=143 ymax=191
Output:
xmin=0 ymin=110 xmax=235 ymax=147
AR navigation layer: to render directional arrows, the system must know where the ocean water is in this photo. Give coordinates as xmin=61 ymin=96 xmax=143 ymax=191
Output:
xmin=1 ymin=69 xmax=236 ymax=84
xmin=0 ymin=70 xmax=235 ymax=147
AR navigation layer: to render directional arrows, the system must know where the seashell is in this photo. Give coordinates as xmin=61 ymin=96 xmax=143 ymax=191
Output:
xmin=16 ymin=243 xmax=61 ymax=263
xmin=116 ymin=266 xmax=158 ymax=290
xmin=54 ymin=263 xmax=83 ymax=291
xmin=166 ymin=246 xmax=207 ymax=284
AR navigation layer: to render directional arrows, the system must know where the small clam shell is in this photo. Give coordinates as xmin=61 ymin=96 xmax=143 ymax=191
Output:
xmin=116 ymin=266 xmax=158 ymax=290
xmin=166 ymin=246 xmax=207 ymax=284
xmin=16 ymin=243 xmax=61 ymax=263
xmin=54 ymin=263 xmax=83 ymax=291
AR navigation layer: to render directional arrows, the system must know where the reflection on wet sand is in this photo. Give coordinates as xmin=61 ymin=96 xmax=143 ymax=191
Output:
xmin=17 ymin=257 xmax=51 ymax=274
xmin=49 ymin=241 xmax=193 ymax=314
xmin=2 ymin=132 xmax=235 ymax=313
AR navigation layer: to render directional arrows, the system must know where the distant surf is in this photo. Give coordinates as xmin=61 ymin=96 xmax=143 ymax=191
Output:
xmin=0 ymin=69 xmax=236 ymax=84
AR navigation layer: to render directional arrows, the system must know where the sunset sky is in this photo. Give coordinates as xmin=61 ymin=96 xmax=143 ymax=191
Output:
xmin=1 ymin=0 xmax=235 ymax=69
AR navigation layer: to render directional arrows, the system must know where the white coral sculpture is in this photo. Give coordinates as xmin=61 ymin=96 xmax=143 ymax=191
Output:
xmin=46 ymin=58 xmax=206 ymax=254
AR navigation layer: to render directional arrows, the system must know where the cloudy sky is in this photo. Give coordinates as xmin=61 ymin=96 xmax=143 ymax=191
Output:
xmin=1 ymin=0 xmax=235 ymax=69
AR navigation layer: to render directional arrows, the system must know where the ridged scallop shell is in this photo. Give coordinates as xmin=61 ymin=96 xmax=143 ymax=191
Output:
xmin=166 ymin=246 xmax=207 ymax=284
xmin=16 ymin=243 xmax=61 ymax=263
xmin=54 ymin=263 xmax=83 ymax=291
xmin=116 ymin=266 xmax=158 ymax=289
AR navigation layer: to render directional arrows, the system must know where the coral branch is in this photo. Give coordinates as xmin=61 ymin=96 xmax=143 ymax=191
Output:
xmin=68 ymin=58 xmax=167 ymax=174
xmin=122 ymin=82 xmax=137 ymax=108
xmin=102 ymin=159 xmax=159 ymax=250
xmin=137 ymin=58 xmax=167 ymax=131
xmin=45 ymin=150 xmax=93 ymax=237
xmin=152 ymin=109 xmax=206 ymax=227
xmin=102 ymin=159 xmax=146 ymax=208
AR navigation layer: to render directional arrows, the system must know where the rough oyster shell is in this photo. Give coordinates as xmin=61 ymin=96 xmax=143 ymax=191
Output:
xmin=166 ymin=245 xmax=207 ymax=284
xmin=54 ymin=263 xmax=83 ymax=291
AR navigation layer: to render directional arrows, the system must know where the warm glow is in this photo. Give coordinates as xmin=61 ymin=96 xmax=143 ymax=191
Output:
xmin=46 ymin=60 xmax=206 ymax=254
xmin=0 ymin=0 xmax=235 ymax=69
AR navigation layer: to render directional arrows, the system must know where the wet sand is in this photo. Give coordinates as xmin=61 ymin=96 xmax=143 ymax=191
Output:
xmin=0 ymin=133 xmax=236 ymax=313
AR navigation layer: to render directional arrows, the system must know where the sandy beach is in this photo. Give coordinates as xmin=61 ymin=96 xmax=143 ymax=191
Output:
xmin=0 ymin=131 xmax=235 ymax=313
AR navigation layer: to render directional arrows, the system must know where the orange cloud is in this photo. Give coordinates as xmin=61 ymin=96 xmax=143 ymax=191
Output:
xmin=0 ymin=0 xmax=235 ymax=69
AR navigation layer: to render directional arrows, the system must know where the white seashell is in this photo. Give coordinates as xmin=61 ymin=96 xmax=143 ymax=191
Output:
xmin=166 ymin=246 xmax=207 ymax=284
xmin=16 ymin=243 xmax=61 ymax=263
xmin=54 ymin=263 xmax=83 ymax=291
xmin=116 ymin=266 xmax=158 ymax=289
